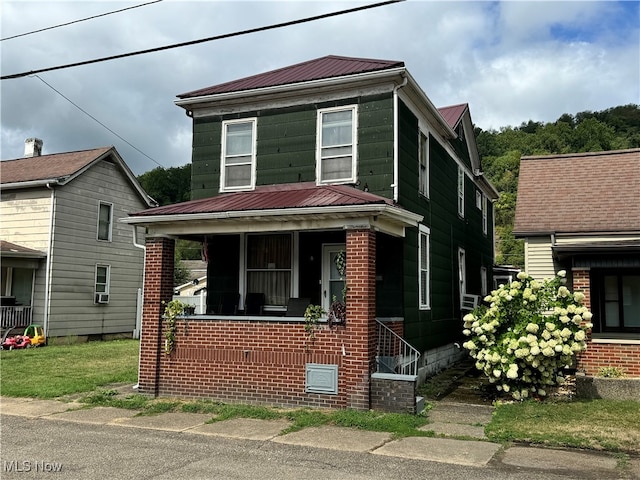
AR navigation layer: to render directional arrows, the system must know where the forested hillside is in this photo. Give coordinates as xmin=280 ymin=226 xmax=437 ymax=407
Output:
xmin=477 ymin=104 xmax=640 ymax=267
xmin=136 ymin=104 xmax=640 ymax=270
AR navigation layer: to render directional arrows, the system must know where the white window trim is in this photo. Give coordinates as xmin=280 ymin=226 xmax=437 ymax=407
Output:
xmin=481 ymin=266 xmax=488 ymax=297
xmin=419 ymin=225 xmax=430 ymax=310
xmin=316 ymin=105 xmax=358 ymax=185
xmin=482 ymin=195 xmax=488 ymax=235
xmin=457 ymin=167 xmax=465 ymax=218
xmin=94 ymin=264 xmax=110 ymax=303
xmin=419 ymin=131 xmax=429 ymax=198
xmin=458 ymin=247 xmax=466 ymax=307
xmin=97 ymin=201 xmax=113 ymax=242
xmin=241 ymin=232 xmax=296 ymax=312
xmin=220 ymin=118 xmax=257 ymax=193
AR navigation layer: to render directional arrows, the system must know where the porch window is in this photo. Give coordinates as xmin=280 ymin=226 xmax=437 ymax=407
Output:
xmin=419 ymin=131 xmax=429 ymax=198
xmin=221 ymin=118 xmax=256 ymax=192
xmin=600 ymin=273 xmax=640 ymax=332
xmin=419 ymin=225 xmax=430 ymax=309
xmin=94 ymin=264 xmax=110 ymax=303
xmin=317 ymin=106 xmax=357 ymax=184
xmin=457 ymin=166 xmax=465 ymax=218
xmin=97 ymin=202 xmax=113 ymax=241
xmin=246 ymin=234 xmax=291 ymax=307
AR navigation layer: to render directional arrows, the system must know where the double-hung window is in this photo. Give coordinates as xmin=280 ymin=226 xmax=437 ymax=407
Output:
xmin=95 ymin=264 xmax=110 ymax=304
xmin=418 ymin=225 xmax=430 ymax=309
xmin=457 ymin=166 xmax=465 ymax=218
xmin=221 ymin=118 xmax=256 ymax=192
xmin=97 ymin=202 xmax=113 ymax=241
xmin=317 ymin=106 xmax=357 ymax=184
xmin=419 ymin=131 xmax=429 ymax=198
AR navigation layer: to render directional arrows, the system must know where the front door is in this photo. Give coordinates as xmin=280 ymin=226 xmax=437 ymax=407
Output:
xmin=322 ymin=244 xmax=346 ymax=312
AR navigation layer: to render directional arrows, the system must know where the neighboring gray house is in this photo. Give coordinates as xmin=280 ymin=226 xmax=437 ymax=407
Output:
xmin=0 ymin=139 xmax=156 ymax=339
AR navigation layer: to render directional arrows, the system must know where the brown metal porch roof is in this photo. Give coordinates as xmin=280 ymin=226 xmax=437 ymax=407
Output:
xmin=130 ymin=182 xmax=396 ymax=217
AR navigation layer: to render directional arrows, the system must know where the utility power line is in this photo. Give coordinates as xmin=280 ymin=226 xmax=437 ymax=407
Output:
xmin=1 ymin=0 xmax=163 ymax=42
xmin=32 ymin=75 xmax=167 ymax=169
xmin=2 ymin=0 xmax=404 ymax=80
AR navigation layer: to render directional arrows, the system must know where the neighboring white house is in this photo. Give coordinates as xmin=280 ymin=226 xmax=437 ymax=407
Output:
xmin=0 ymin=139 xmax=156 ymax=338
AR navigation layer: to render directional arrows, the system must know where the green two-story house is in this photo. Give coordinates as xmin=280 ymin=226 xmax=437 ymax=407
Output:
xmin=125 ymin=55 xmax=498 ymax=411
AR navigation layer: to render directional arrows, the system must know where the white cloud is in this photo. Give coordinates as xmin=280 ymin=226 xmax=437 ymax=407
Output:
xmin=1 ymin=1 xmax=638 ymax=174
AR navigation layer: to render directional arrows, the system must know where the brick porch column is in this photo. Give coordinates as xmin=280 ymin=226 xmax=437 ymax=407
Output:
xmin=344 ymin=228 xmax=376 ymax=410
xmin=138 ymin=236 xmax=175 ymax=396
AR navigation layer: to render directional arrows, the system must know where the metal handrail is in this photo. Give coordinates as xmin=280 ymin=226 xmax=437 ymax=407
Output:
xmin=375 ymin=320 xmax=420 ymax=376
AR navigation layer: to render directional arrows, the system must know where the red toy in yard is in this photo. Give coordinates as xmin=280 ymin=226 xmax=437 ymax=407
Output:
xmin=2 ymin=334 xmax=31 ymax=350
xmin=1 ymin=325 xmax=45 ymax=350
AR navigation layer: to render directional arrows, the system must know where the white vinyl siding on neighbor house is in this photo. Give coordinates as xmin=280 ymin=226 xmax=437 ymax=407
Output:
xmin=317 ymin=105 xmax=357 ymax=184
xmin=419 ymin=131 xmax=429 ymax=198
xmin=220 ymin=118 xmax=257 ymax=192
xmin=457 ymin=166 xmax=464 ymax=218
xmin=419 ymin=225 xmax=430 ymax=309
xmin=0 ymin=189 xmax=52 ymax=251
xmin=47 ymin=160 xmax=147 ymax=336
xmin=524 ymin=236 xmax=556 ymax=280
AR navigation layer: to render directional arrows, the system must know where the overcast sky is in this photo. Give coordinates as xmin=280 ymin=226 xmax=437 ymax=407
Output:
xmin=1 ymin=0 xmax=638 ymax=175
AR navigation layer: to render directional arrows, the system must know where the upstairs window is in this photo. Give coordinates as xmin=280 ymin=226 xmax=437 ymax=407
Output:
xmin=419 ymin=131 xmax=429 ymax=198
xmin=317 ymin=106 xmax=357 ymax=184
xmin=457 ymin=166 xmax=465 ymax=218
xmin=221 ymin=119 xmax=256 ymax=192
xmin=97 ymin=202 xmax=113 ymax=241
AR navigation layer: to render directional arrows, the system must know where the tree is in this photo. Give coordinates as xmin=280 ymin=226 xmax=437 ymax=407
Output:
xmin=137 ymin=164 xmax=191 ymax=206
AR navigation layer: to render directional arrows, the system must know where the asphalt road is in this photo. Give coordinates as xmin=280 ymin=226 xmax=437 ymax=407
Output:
xmin=1 ymin=414 xmax=623 ymax=480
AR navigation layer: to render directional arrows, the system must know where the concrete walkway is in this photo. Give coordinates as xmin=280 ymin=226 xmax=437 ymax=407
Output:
xmin=1 ymin=395 xmax=638 ymax=479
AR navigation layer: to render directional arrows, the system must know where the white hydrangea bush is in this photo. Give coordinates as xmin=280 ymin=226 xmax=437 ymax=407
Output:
xmin=462 ymin=270 xmax=593 ymax=400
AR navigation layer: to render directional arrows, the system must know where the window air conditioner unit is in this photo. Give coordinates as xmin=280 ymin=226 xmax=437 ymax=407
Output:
xmin=96 ymin=293 xmax=110 ymax=304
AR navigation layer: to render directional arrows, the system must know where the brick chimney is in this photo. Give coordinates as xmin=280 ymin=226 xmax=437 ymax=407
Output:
xmin=24 ymin=138 xmax=43 ymax=157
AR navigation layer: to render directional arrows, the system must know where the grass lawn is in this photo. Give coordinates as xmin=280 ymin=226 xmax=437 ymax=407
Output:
xmin=0 ymin=340 xmax=138 ymax=398
xmin=2 ymin=340 xmax=639 ymax=454
xmin=488 ymin=398 xmax=640 ymax=454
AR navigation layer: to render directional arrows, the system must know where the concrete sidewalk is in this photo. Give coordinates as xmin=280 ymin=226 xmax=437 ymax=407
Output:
xmin=1 ymin=395 xmax=638 ymax=479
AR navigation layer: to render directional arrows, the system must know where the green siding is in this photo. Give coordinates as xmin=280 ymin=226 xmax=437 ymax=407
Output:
xmin=395 ymin=100 xmax=494 ymax=353
xmin=192 ymin=117 xmax=222 ymax=200
xmin=190 ymin=95 xmax=394 ymax=200
xmin=189 ymin=94 xmax=494 ymax=357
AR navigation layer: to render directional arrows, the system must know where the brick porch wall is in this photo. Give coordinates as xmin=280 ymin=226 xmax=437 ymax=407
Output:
xmin=138 ymin=229 xmax=378 ymax=409
xmin=572 ymin=267 xmax=640 ymax=377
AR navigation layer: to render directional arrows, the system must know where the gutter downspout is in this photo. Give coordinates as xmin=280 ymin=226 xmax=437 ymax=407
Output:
xmin=131 ymin=226 xmax=146 ymax=390
xmin=44 ymin=183 xmax=56 ymax=337
xmin=392 ymin=73 xmax=408 ymax=203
